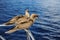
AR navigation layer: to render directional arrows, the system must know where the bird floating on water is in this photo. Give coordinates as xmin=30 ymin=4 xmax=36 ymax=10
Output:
xmin=4 ymin=10 xmax=38 ymax=33
xmin=2 ymin=9 xmax=38 ymax=40
xmin=5 ymin=14 xmax=38 ymax=33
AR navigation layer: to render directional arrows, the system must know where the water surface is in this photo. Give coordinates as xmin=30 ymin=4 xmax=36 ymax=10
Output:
xmin=0 ymin=0 xmax=60 ymax=40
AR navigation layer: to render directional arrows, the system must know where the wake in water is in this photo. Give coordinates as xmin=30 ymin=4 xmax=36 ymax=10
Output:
xmin=24 ymin=29 xmax=35 ymax=40
xmin=0 ymin=35 xmax=6 ymax=40
xmin=0 ymin=24 xmax=14 ymax=27
xmin=0 ymin=24 xmax=35 ymax=40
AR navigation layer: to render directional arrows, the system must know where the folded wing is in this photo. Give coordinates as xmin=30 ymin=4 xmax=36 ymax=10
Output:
xmin=4 ymin=15 xmax=23 ymax=25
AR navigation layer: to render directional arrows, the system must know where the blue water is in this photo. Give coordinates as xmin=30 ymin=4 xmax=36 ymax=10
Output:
xmin=0 ymin=0 xmax=60 ymax=40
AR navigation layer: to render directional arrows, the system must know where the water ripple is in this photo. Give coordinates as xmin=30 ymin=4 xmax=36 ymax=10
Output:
xmin=0 ymin=0 xmax=60 ymax=40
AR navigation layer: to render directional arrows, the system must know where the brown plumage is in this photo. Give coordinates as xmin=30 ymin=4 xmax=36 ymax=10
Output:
xmin=4 ymin=9 xmax=30 ymax=25
xmin=5 ymin=14 xmax=38 ymax=33
xmin=5 ymin=10 xmax=38 ymax=34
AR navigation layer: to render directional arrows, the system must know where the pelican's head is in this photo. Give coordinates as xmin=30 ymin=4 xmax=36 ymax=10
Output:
xmin=31 ymin=14 xmax=38 ymax=19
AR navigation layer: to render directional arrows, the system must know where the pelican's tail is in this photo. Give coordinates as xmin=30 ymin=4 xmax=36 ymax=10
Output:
xmin=5 ymin=29 xmax=17 ymax=34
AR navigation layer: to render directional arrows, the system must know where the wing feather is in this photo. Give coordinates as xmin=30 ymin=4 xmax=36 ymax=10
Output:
xmin=4 ymin=15 xmax=23 ymax=25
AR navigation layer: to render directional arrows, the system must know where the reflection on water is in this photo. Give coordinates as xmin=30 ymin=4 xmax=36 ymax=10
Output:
xmin=0 ymin=0 xmax=60 ymax=40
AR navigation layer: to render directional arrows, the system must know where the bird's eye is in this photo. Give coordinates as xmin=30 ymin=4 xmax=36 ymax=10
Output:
xmin=34 ymin=15 xmax=38 ymax=17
